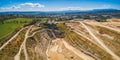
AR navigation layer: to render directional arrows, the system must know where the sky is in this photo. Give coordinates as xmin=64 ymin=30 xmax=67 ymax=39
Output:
xmin=0 ymin=0 xmax=120 ymax=11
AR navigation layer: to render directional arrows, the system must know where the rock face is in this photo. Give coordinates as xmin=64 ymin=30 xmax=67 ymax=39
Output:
xmin=26 ymin=30 xmax=52 ymax=60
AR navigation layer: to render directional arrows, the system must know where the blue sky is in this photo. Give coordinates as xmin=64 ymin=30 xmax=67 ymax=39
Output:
xmin=0 ymin=0 xmax=120 ymax=11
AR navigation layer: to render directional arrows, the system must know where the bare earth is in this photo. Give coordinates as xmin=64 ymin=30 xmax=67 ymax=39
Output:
xmin=47 ymin=38 xmax=95 ymax=60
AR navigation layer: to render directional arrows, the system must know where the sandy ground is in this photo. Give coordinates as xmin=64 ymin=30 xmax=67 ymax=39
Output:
xmin=80 ymin=22 xmax=120 ymax=60
xmin=47 ymin=38 xmax=95 ymax=60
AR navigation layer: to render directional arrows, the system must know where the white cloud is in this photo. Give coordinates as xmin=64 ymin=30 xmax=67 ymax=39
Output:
xmin=0 ymin=8 xmax=10 ymax=10
xmin=0 ymin=5 xmax=20 ymax=10
xmin=20 ymin=2 xmax=45 ymax=8
xmin=0 ymin=2 xmax=45 ymax=11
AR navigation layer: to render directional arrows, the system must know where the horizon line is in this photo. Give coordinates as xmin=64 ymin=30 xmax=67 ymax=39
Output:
xmin=0 ymin=8 xmax=119 ymax=12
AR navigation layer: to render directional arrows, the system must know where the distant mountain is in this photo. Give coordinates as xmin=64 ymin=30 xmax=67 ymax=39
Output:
xmin=88 ymin=9 xmax=120 ymax=12
xmin=0 ymin=9 xmax=120 ymax=14
xmin=0 ymin=11 xmax=46 ymax=14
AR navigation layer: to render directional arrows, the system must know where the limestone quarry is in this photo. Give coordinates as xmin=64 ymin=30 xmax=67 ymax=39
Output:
xmin=0 ymin=19 xmax=120 ymax=60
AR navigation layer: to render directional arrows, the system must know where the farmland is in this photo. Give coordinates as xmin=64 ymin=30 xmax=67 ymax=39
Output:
xmin=0 ymin=18 xmax=32 ymax=39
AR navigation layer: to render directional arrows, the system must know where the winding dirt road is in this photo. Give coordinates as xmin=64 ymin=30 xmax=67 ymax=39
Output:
xmin=14 ymin=26 xmax=33 ymax=60
xmin=62 ymin=39 xmax=95 ymax=60
xmin=47 ymin=38 xmax=95 ymax=60
xmin=80 ymin=22 xmax=120 ymax=60
xmin=0 ymin=27 xmax=26 ymax=51
xmin=14 ymin=41 xmax=23 ymax=60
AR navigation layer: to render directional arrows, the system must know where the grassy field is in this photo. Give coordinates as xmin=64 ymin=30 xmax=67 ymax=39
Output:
xmin=0 ymin=18 xmax=32 ymax=39
xmin=35 ymin=18 xmax=51 ymax=21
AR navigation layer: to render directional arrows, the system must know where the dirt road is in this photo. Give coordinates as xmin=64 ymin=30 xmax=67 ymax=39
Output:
xmin=14 ymin=42 xmax=23 ymax=60
xmin=80 ymin=22 xmax=120 ymax=60
xmin=0 ymin=27 xmax=26 ymax=51
xmin=62 ymin=39 xmax=95 ymax=60
xmin=66 ymin=23 xmax=102 ymax=48
xmin=14 ymin=26 xmax=33 ymax=60
xmin=47 ymin=38 xmax=95 ymax=60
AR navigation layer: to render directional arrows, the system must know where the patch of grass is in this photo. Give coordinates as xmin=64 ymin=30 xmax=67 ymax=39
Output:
xmin=0 ymin=24 xmax=23 ymax=38
xmin=0 ymin=18 xmax=32 ymax=39
xmin=35 ymin=18 xmax=50 ymax=21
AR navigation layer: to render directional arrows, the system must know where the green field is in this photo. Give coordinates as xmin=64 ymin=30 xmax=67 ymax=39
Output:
xmin=0 ymin=18 xmax=32 ymax=39
xmin=36 ymin=18 xmax=51 ymax=21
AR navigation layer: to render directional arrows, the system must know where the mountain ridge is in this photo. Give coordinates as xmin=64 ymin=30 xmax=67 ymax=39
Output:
xmin=0 ymin=8 xmax=120 ymax=14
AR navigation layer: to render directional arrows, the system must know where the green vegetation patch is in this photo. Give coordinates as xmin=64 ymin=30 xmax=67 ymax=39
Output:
xmin=0 ymin=18 xmax=32 ymax=39
xmin=35 ymin=18 xmax=50 ymax=21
